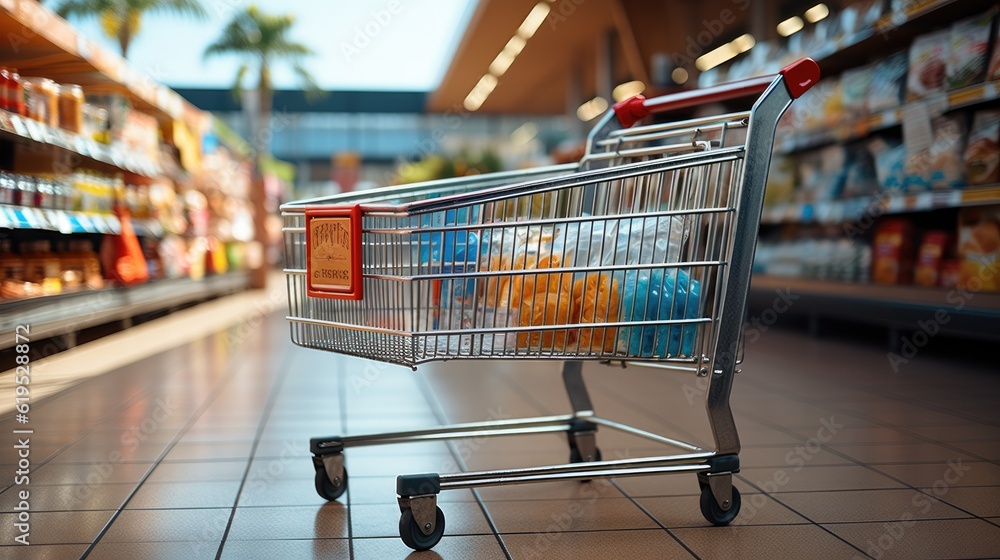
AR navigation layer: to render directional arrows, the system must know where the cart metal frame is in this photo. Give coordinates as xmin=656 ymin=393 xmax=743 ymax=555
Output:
xmin=282 ymin=59 xmax=819 ymax=551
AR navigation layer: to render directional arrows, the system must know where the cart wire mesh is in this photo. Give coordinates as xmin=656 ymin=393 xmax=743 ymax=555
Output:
xmin=284 ymin=111 xmax=751 ymax=368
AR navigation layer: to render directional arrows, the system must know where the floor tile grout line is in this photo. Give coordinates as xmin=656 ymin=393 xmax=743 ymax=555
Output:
xmin=77 ymin=327 xmax=276 ymax=559
xmin=734 ymin=474 xmax=877 ymax=559
xmin=608 ymin=479 xmax=702 ymax=559
xmin=213 ymin=344 xmax=298 ymax=560
xmin=0 ymin=353 xmax=189 ymax=497
xmin=338 ymin=358 xmax=354 ymax=560
xmin=738 ymin=375 xmax=1000 ymax=468
xmin=735 ymin=407 xmax=996 ymax=527
xmin=414 ymin=372 xmax=514 ymax=560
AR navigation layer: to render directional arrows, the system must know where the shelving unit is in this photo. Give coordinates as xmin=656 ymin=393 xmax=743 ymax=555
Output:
xmin=0 ymin=1 xmax=256 ymax=350
xmin=720 ymin=0 xmax=1000 ymax=340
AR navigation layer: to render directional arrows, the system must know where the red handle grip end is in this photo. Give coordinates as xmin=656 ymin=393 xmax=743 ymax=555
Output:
xmin=613 ymin=95 xmax=649 ymax=128
xmin=779 ymin=57 xmax=820 ymax=99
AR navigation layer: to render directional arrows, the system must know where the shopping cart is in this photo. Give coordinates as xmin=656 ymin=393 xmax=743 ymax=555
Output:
xmin=282 ymin=58 xmax=819 ymax=551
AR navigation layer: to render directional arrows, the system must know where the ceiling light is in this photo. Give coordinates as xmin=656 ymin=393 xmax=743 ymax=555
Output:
xmin=511 ymin=122 xmax=538 ymax=145
xmin=776 ymin=16 xmax=804 ymax=37
xmin=576 ymin=96 xmax=608 ymax=121
xmin=612 ymin=80 xmax=645 ymax=102
xmin=517 ymin=2 xmax=551 ymax=39
xmin=464 ymin=74 xmax=499 ymax=111
xmin=490 ymin=36 xmax=527 ymax=76
xmin=804 ymin=3 xmax=829 ymax=23
xmin=731 ymin=33 xmax=755 ymax=53
xmin=671 ymin=67 xmax=689 ymax=84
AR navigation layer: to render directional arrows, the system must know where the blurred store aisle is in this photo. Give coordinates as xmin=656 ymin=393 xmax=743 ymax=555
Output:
xmin=0 ymin=309 xmax=999 ymax=559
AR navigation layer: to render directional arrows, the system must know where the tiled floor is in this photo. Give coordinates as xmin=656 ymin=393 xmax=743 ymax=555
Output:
xmin=1 ymin=305 xmax=999 ymax=559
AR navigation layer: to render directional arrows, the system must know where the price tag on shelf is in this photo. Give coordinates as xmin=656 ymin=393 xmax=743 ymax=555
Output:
xmin=914 ymin=192 xmax=933 ymax=210
xmin=106 ymin=216 xmax=121 ymax=234
xmin=902 ymin=102 xmax=933 ymax=153
xmin=948 ymin=190 xmax=963 ymax=207
xmin=0 ymin=208 xmax=12 ymax=229
xmin=10 ymin=115 xmax=27 ymax=138
xmin=885 ymin=195 xmax=906 ymax=213
xmin=75 ymin=213 xmax=95 ymax=233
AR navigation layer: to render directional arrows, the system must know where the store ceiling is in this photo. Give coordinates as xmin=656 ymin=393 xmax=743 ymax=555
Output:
xmin=428 ymin=0 xmax=761 ymax=115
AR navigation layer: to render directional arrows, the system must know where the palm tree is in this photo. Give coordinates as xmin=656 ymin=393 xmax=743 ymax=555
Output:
xmin=54 ymin=0 xmax=206 ymax=59
xmin=203 ymin=5 xmax=317 ymax=157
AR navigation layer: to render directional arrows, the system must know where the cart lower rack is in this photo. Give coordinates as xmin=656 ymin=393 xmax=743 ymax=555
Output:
xmin=282 ymin=58 xmax=819 ymax=551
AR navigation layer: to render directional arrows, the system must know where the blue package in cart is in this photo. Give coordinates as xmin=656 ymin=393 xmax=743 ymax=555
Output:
xmin=619 ymin=268 xmax=701 ymax=358
xmin=417 ymin=209 xmax=480 ymax=329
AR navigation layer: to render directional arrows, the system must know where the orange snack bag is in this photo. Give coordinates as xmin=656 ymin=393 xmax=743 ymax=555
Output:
xmin=516 ymin=253 xmax=574 ymax=349
xmin=572 ymin=273 xmax=620 ymax=353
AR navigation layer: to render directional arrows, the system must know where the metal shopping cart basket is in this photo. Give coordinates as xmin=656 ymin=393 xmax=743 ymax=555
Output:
xmin=282 ymin=58 xmax=819 ymax=551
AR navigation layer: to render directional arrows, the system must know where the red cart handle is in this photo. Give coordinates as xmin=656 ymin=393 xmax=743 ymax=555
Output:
xmin=613 ymin=57 xmax=820 ymax=128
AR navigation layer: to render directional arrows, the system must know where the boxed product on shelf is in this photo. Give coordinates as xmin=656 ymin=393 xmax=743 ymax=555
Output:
xmin=868 ymin=136 xmax=907 ymax=191
xmin=907 ymin=30 xmax=950 ymax=100
xmin=914 ymin=230 xmax=953 ymax=287
xmin=843 ymin=143 xmax=879 ymax=198
xmin=867 ymin=52 xmax=909 ymax=113
xmin=797 ymin=145 xmax=847 ymax=201
xmin=991 ymin=21 xmax=1000 ymax=80
xmin=904 ymin=114 xmax=967 ymax=191
xmin=957 ymin=205 xmax=1000 ymax=292
xmin=964 ymin=109 xmax=1000 ymax=185
xmin=841 ymin=64 xmax=874 ymax=117
xmin=872 ymin=218 xmax=915 ymax=285
xmin=946 ymin=11 xmax=995 ymax=89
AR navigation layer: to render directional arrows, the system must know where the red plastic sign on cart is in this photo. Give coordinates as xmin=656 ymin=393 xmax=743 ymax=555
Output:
xmin=305 ymin=205 xmax=363 ymax=300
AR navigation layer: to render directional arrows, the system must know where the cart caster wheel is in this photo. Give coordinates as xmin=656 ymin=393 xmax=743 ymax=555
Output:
xmin=399 ymin=506 xmax=445 ymax=551
xmin=314 ymin=464 xmax=348 ymax=501
xmin=700 ymin=484 xmax=740 ymax=526
xmin=570 ymin=446 xmax=602 ymax=463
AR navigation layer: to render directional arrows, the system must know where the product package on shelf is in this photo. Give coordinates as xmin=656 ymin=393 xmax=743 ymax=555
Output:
xmin=914 ymin=230 xmax=953 ymax=288
xmin=964 ymin=110 xmax=1000 ymax=185
xmin=868 ymin=136 xmax=907 ymax=192
xmin=841 ymin=65 xmax=875 ymax=119
xmin=872 ymin=218 xmax=915 ymax=285
xmin=907 ymin=30 xmax=949 ymax=100
xmin=946 ymin=11 xmax=995 ymax=90
xmin=904 ymin=114 xmax=968 ymax=191
xmin=958 ymin=206 xmax=1000 ymax=292
xmin=867 ymin=51 xmax=909 ymax=114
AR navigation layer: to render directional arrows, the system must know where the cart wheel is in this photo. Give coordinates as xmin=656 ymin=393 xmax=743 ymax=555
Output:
xmin=569 ymin=446 xmax=602 ymax=463
xmin=399 ymin=506 xmax=446 ymax=551
xmin=314 ymin=463 xmax=348 ymax=501
xmin=699 ymin=484 xmax=740 ymax=526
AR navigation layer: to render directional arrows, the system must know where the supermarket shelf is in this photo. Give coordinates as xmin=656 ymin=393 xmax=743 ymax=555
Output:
xmin=0 ymin=205 xmax=164 ymax=237
xmin=748 ymin=275 xmax=1000 ymax=341
xmin=811 ymin=0 xmax=998 ymax=77
xmin=762 ymin=184 xmax=1000 ymax=226
xmin=0 ymin=0 xmax=200 ymax=127
xmin=776 ymin=80 xmax=1000 ymax=155
xmin=0 ymin=271 xmax=250 ymax=349
xmin=0 ymin=110 xmax=161 ymax=178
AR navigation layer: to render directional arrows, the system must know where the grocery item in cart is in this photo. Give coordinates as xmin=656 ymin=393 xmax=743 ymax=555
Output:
xmin=572 ymin=272 xmax=619 ymax=353
xmin=619 ymin=268 xmax=700 ymax=358
xmin=906 ymin=30 xmax=949 ymax=100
